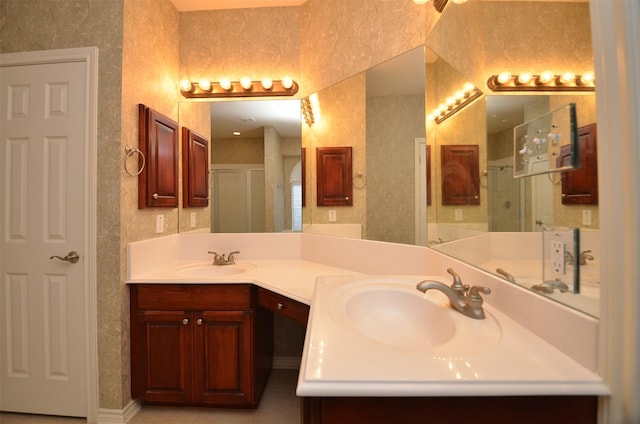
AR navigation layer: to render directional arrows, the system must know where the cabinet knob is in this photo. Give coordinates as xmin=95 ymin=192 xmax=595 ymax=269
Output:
xmin=345 ymin=196 xmax=349 ymax=200
xmin=182 ymin=318 xmax=189 ymax=325
xmin=196 ymin=318 xmax=203 ymax=325
xmin=277 ymin=302 xmax=285 ymax=310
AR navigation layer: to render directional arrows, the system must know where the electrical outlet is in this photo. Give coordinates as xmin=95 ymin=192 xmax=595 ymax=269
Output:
xmin=582 ymin=210 xmax=592 ymax=226
xmin=155 ymin=214 xmax=164 ymax=234
xmin=454 ymin=209 xmax=463 ymax=221
xmin=190 ymin=212 xmax=196 ymax=228
xmin=551 ymin=240 xmax=565 ymax=275
xmin=328 ymin=210 xmax=337 ymax=222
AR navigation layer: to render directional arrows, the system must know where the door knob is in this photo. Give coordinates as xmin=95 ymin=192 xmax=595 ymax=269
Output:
xmin=49 ymin=251 xmax=80 ymax=264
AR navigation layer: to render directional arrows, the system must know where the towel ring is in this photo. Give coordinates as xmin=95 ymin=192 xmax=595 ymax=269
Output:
xmin=124 ymin=145 xmax=145 ymax=176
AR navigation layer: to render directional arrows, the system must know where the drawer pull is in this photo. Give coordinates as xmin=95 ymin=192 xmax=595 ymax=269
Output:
xmin=182 ymin=318 xmax=189 ymax=325
xmin=196 ymin=318 xmax=203 ymax=325
xmin=277 ymin=302 xmax=285 ymax=310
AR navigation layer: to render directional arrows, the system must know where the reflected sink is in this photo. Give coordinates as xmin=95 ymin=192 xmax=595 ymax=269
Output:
xmin=172 ymin=262 xmax=255 ymax=278
xmin=328 ymin=278 xmax=502 ymax=357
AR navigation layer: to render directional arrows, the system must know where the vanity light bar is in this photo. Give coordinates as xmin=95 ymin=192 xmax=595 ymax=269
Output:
xmin=428 ymin=83 xmax=483 ymax=125
xmin=301 ymin=97 xmax=315 ymax=127
xmin=180 ymin=77 xmax=299 ymax=98
xmin=487 ymin=71 xmax=595 ymax=92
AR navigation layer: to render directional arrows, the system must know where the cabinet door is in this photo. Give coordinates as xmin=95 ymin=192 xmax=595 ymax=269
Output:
xmin=561 ymin=123 xmax=598 ymax=205
xmin=194 ymin=310 xmax=255 ymax=406
xmin=138 ymin=104 xmax=179 ymax=208
xmin=182 ymin=127 xmax=209 ymax=208
xmin=316 ymin=147 xmax=353 ymax=206
xmin=133 ymin=311 xmax=194 ymax=403
xmin=440 ymin=144 xmax=480 ymax=205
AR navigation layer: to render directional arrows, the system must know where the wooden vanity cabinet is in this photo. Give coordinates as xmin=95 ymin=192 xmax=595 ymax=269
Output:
xmin=302 ymin=395 xmax=597 ymax=424
xmin=130 ymin=284 xmax=272 ymax=408
xmin=257 ymin=287 xmax=310 ymax=326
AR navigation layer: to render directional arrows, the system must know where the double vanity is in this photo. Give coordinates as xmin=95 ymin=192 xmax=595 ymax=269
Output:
xmin=127 ymin=232 xmax=608 ymax=423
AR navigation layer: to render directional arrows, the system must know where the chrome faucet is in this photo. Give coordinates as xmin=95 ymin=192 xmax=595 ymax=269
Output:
xmin=531 ymin=279 xmax=569 ymax=294
xmin=207 ymin=250 xmax=240 ymax=265
xmin=579 ymin=250 xmax=594 ymax=265
xmin=416 ymin=268 xmax=491 ymax=319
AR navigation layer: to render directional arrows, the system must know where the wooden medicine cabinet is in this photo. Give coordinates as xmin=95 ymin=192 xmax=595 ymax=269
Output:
xmin=440 ymin=144 xmax=480 ymax=205
xmin=138 ymin=104 xmax=179 ymax=208
xmin=316 ymin=146 xmax=353 ymax=207
xmin=559 ymin=123 xmax=598 ymax=205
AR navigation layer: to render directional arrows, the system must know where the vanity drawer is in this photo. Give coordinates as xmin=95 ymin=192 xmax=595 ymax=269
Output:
xmin=133 ymin=284 xmax=252 ymax=310
xmin=257 ymin=287 xmax=309 ymax=326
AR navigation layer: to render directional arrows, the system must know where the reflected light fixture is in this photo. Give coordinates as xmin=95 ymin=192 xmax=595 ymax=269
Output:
xmin=488 ymin=71 xmax=595 ymax=92
xmin=180 ymin=76 xmax=298 ymax=98
xmin=413 ymin=0 xmax=429 ymax=4
xmin=428 ymin=82 xmax=482 ymax=124
xmin=301 ymin=94 xmax=318 ymax=127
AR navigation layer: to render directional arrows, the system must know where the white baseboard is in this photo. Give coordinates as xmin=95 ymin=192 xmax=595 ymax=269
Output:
xmin=273 ymin=356 xmax=301 ymax=370
xmin=96 ymin=400 xmax=140 ymax=424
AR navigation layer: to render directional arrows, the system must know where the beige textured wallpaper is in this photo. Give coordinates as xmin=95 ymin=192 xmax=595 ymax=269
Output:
xmin=366 ymin=94 xmax=426 ymax=244
xmin=302 ymin=73 xmax=367 ymax=232
xmin=119 ymin=0 xmax=180 ymax=409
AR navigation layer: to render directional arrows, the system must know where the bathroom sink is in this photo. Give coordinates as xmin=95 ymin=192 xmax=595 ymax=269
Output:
xmin=328 ymin=277 xmax=502 ymax=357
xmin=172 ymin=261 xmax=255 ymax=278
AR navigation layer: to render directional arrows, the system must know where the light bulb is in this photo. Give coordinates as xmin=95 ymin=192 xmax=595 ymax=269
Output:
xmin=180 ymin=79 xmax=193 ymax=93
xmin=517 ymin=72 xmax=532 ymax=84
xmin=413 ymin=0 xmax=429 ymax=4
xmin=579 ymin=72 xmax=595 ymax=85
xmin=463 ymin=82 xmax=475 ymax=93
xmin=219 ymin=78 xmax=232 ymax=90
xmin=198 ymin=78 xmax=211 ymax=91
xmin=261 ymin=78 xmax=273 ymax=90
xmin=496 ymin=71 xmax=511 ymax=85
xmin=559 ymin=72 xmax=575 ymax=84
xmin=240 ymin=77 xmax=253 ymax=90
xmin=282 ymin=76 xmax=294 ymax=90
xmin=538 ymin=71 xmax=554 ymax=84
xmin=452 ymin=0 xmax=467 ymax=3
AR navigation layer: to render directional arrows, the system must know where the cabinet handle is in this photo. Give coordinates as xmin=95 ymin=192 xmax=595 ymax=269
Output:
xmin=277 ymin=302 xmax=285 ymax=310
xmin=182 ymin=318 xmax=189 ymax=325
xmin=196 ymin=318 xmax=203 ymax=325
xmin=153 ymin=193 xmax=159 ymax=199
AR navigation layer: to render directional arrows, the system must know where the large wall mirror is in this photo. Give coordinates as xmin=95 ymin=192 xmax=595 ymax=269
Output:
xmin=177 ymin=0 xmax=598 ymax=318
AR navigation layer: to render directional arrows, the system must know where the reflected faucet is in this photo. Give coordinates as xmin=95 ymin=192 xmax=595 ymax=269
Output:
xmin=579 ymin=250 xmax=594 ymax=265
xmin=208 ymin=250 xmax=240 ymax=265
xmin=416 ymin=268 xmax=491 ymax=319
xmin=496 ymin=268 xmax=516 ymax=283
xmin=531 ymin=280 xmax=569 ymax=294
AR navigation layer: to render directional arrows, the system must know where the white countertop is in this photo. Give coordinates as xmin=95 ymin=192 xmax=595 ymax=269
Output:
xmin=297 ymin=274 xmax=609 ymax=397
xmin=127 ymin=259 xmax=362 ymax=305
xmin=127 ymin=257 xmax=609 ymax=398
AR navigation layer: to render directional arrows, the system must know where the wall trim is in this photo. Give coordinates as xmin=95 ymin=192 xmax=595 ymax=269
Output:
xmin=96 ymin=400 xmax=140 ymax=424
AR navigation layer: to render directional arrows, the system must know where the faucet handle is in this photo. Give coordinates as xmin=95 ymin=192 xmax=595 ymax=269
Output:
xmin=466 ymin=285 xmax=491 ymax=302
xmin=446 ymin=268 xmax=466 ymax=296
xmin=227 ymin=251 xmax=240 ymax=264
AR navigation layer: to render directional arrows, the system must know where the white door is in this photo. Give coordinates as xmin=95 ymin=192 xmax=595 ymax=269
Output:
xmin=530 ymin=157 xmax=554 ymax=231
xmin=1 ymin=59 xmax=89 ymax=417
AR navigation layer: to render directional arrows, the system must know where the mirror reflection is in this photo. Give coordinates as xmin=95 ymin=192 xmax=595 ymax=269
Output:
xmin=176 ymin=0 xmax=599 ymax=317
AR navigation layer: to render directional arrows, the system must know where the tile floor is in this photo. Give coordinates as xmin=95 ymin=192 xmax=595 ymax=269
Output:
xmin=0 ymin=369 xmax=300 ymax=424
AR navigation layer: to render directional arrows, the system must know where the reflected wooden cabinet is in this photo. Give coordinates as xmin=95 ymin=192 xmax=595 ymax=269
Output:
xmin=316 ymin=147 xmax=353 ymax=206
xmin=440 ymin=144 xmax=480 ymax=205
xmin=130 ymin=284 xmax=271 ymax=408
xmin=138 ymin=104 xmax=179 ymax=208
xmin=560 ymin=123 xmax=598 ymax=205
xmin=182 ymin=128 xmax=209 ymax=208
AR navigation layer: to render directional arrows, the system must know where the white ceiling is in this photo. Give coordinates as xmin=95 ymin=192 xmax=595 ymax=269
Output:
xmin=170 ymin=0 xmax=307 ymax=12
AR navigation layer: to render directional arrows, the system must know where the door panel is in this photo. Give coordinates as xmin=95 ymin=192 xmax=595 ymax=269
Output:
xmin=1 ymin=60 xmax=88 ymax=416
